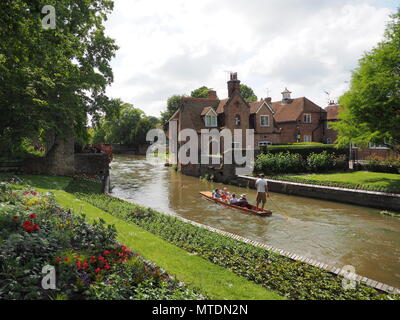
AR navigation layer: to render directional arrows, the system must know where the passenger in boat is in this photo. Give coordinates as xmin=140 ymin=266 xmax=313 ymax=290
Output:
xmin=221 ymin=188 xmax=231 ymax=202
xmin=230 ymin=194 xmax=239 ymax=205
xmin=213 ymin=189 xmax=222 ymax=199
xmin=237 ymin=194 xmax=250 ymax=208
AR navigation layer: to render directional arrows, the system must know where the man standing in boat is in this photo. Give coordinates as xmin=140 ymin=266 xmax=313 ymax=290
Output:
xmin=256 ymin=174 xmax=269 ymax=211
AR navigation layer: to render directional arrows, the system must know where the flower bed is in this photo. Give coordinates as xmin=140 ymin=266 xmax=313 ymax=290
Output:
xmin=0 ymin=182 xmax=204 ymax=300
xmin=66 ymin=180 xmax=396 ymax=300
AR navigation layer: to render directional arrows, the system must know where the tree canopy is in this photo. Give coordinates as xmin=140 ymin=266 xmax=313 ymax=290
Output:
xmin=190 ymin=86 xmax=213 ymax=98
xmin=240 ymin=84 xmax=258 ymax=102
xmin=333 ymin=9 xmax=400 ymax=151
xmin=0 ymin=0 xmax=118 ymax=156
xmin=92 ymin=101 xmax=159 ymax=146
xmin=160 ymin=95 xmax=185 ymax=128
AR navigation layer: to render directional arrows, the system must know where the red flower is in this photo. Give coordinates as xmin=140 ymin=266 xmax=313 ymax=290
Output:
xmin=83 ymin=262 xmax=89 ymax=270
xmin=33 ymin=224 xmax=40 ymax=231
xmin=95 ymin=268 xmax=101 ymax=273
xmin=64 ymin=257 xmax=69 ymax=261
xmin=104 ymin=264 xmax=111 ymax=270
xmin=29 ymin=213 xmax=37 ymax=219
xmin=55 ymin=257 xmax=61 ymax=263
xmin=76 ymin=261 xmax=81 ymax=269
xmin=23 ymin=220 xmax=32 ymax=226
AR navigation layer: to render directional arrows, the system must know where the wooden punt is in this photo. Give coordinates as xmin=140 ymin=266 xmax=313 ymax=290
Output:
xmin=200 ymin=192 xmax=272 ymax=217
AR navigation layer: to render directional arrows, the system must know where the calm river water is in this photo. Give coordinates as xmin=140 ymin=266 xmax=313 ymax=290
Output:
xmin=110 ymin=155 xmax=400 ymax=288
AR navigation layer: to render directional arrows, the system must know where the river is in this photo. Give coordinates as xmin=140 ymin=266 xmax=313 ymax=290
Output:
xmin=110 ymin=154 xmax=400 ymax=288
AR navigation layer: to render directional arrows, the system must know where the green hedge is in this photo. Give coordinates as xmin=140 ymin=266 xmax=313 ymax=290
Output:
xmin=67 ymin=180 xmax=394 ymax=300
xmin=261 ymin=144 xmax=348 ymax=159
xmin=255 ymin=151 xmax=347 ymax=175
xmin=362 ymin=157 xmax=400 ymax=174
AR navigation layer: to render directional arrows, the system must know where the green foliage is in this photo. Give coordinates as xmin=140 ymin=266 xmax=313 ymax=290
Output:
xmin=271 ymin=171 xmax=400 ymax=194
xmin=67 ymin=186 xmax=394 ymax=300
xmin=160 ymin=95 xmax=185 ymax=128
xmin=240 ymin=84 xmax=258 ymax=102
xmin=0 ymin=183 xmax=204 ymax=300
xmin=307 ymin=151 xmax=346 ymax=173
xmin=333 ymin=10 xmax=400 ymax=151
xmin=262 ymin=144 xmax=348 ymax=159
xmin=92 ymin=101 xmax=159 ymax=146
xmin=255 ymin=152 xmax=305 ymax=174
xmin=255 ymin=151 xmax=347 ymax=174
xmin=0 ymin=0 xmax=119 ymax=157
xmin=362 ymin=155 xmax=400 ymax=174
xmin=191 ymin=86 xmax=213 ymax=98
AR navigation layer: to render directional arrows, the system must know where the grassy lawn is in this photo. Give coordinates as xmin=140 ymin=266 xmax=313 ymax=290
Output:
xmin=19 ymin=176 xmax=283 ymax=300
xmin=283 ymin=171 xmax=400 ymax=193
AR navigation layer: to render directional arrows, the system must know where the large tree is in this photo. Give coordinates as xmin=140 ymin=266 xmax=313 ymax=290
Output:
xmin=240 ymin=84 xmax=258 ymax=102
xmin=93 ymin=102 xmax=159 ymax=147
xmin=0 ymin=0 xmax=118 ymax=159
xmin=160 ymin=95 xmax=185 ymax=128
xmin=190 ymin=86 xmax=213 ymax=98
xmin=333 ymin=9 xmax=400 ymax=151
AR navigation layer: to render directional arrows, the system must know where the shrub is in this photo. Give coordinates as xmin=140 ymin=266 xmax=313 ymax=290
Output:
xmin=255 ymin=152 xmax=305 ymax=175
xmin=363 ymin=155 xmax=400 ymax=174
xmin=261 ymin=144 xmax=348 ymax=159
xmin=307 ymin=151 xmax=346 ymax=172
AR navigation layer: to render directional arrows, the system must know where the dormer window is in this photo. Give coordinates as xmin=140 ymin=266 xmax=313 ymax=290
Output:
xmin=235 ymin=115 xmax=241 ymax=126
xmin=204 ymin=113 xmax=218 ymax=128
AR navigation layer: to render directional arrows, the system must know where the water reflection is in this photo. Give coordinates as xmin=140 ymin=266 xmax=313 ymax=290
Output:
xmin=110 ymin=155 xmax=400 ymax=288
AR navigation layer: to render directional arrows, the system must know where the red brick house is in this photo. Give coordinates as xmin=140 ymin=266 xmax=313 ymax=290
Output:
xmin=323 ymin=102 xmax=392 ymax=160
xmin=169 ymin=73 xmax=328 ymax=150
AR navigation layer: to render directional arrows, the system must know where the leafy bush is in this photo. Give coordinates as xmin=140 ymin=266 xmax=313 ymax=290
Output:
xmin=0 ymin=184 xmax=204 ymax=300
xmin=261 ymin=144 xmax=348 ymax=159
xmin=307 ymin=151 xmax=347 ymax=172
xmin=363 ymin=156 xmax=400 ymax=174
xmin=69 ymin=187 xmax=395 ymax=300
xmin=255 ymin=152 xmax=305 ymax=175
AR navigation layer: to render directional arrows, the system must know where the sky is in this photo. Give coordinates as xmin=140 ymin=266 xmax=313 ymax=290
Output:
xmin=104 ymin=0 xmax=398 ymax=117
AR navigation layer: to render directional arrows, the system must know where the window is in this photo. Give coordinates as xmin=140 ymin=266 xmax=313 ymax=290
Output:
xmin=369 ymin=143 xmax=389 ymax=149
xmin=304 ymin=135 xmax=312 ymax=143
xmin=205 ymin=114 xmax=217 ymax=127
xmin=258 ymin=141 xmax=272 ymax=147
xmin=303 ymin=114 xmax=312 ymax=123
xmin=260 ymin=115 xmax=270 ymax=127
xmin=235 ymin=115 xmax=241 ymax=126
xmin=326 ymin=138 xmax=332 ymax=144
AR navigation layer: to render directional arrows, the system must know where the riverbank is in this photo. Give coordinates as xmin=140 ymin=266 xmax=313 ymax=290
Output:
xmin=10 ymin=174 xmax=399 ymax=300
xmin=2 ymin=174 xmax=282 ymax=300
xmin=236 ymin=174 xmax=400 ymax=212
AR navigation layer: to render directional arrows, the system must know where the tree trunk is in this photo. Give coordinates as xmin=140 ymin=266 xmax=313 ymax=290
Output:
xmin=46 ymin=127 xmax=75 ymax=176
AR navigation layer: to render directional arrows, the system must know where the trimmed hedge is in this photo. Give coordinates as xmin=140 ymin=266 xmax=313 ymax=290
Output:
xmin=261 ymin=144 xmax=348 ymax=159
xmin=362 ymin=156 xmax=400 ymax=174
xmin=65 ymin=179 xmax=395 ymax=300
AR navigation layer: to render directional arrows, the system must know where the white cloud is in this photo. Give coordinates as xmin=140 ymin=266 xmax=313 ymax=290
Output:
xmin=104 ymin=0 xmax=395 ymax=116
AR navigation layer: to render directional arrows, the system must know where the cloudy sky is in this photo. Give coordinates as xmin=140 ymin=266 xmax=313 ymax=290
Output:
xmin=104 ymin=0 xmax=398 ymax=117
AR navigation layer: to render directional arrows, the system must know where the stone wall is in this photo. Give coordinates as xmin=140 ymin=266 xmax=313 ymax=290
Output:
xmin=235 ymin=176 xmax=400 ymax=212
xmin=74 ymin=153 xmax=109 ymax=177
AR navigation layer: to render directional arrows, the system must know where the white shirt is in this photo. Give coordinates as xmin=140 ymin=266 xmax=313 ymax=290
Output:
xmin=256 ymin=179 xmax=268 ymax=193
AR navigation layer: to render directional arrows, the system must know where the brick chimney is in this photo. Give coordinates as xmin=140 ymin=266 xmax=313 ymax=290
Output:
xmin=227 ymin=72 xmax=241 ymax=98
xmin=208 ymin=90 xmax=217 ymax=100
xmin=264 ymin=97 xmax=272 ymax=104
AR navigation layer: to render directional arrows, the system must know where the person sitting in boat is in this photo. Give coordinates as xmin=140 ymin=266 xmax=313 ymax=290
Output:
xmin=221 ymin=188 xmax=231 ymax=202
xmin=213 ymin=189 xmax=222 ymax=199
xmin=237 ymin=194 xmax=250 ymax=208
xmin=230 ymin=194 xmax=239 ymax=205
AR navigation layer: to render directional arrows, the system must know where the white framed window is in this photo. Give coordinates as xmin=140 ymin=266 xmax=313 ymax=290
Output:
xmin=235 ymin=115 xmax=241 ymax=126
xmin=369 ymin=143 xmax=389 ymax=149
xmin=205 ymin=114 xmax=217 ymax=127
xmin=258 ymin=141 xmax=272 ymax=147
xmin=304 ymin=135 xmax=312 ymax=143
xmin=303 ymin=114 xmax=312 ymax=123
xmin=260 ymin=115 xmax=270 ymax=127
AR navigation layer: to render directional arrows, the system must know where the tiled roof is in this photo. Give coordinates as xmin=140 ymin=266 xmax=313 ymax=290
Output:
xmin=325 ymin=104 xmax=340 ymax=120
xmin=200 ymin=106 xmax=215 ymax=116
xmin=216 ymin=99 xmax=229 ymax=114
xmin=271 ymin=97 xmax=326 ymax=123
